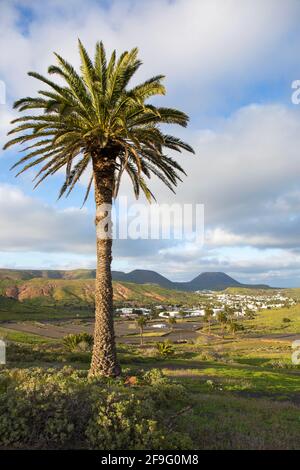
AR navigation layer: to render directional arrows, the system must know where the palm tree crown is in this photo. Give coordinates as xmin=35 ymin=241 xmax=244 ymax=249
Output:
xmin=4 ymin=40 xmax=194 ymax=201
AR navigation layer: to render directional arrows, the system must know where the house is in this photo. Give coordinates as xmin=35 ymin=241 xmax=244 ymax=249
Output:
xmin=139 ymin=308 xmax=151 ymax=315
xmin=184 ymin=309 xmax=205 ymax=317
xmin=116 ymin=307 xmax=133 ymax=315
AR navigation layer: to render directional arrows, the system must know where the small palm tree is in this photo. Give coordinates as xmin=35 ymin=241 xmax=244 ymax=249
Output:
xmin=203 ymin=307 xmax=213 ymax=333
xmin=224 ymin=306 xmax=235 ymax=322
xmin=217 ymin=311 xmax=228 ymax=338
xmin=245 ymin=308 xmax=255 ymax=319
xmin=63 ymin=332 xmax=93 ymax=352
xmin=136 ymin=316 xmax=148 ymax=346
xmin=228 ymin=321 xmax=243 ymax=336
xmin=156 ymin=340 xmax=175 ymax=359
xmin=168 ymin=316 xmax=177 ymax=331
xmin=4 ymin=40 xmax=194 ymax=377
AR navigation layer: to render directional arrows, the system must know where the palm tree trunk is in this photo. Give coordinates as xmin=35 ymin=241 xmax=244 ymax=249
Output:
xmin=140 ymin=327 xmax=144 ymax=346
xmin=89 ymin=158 xmax=120 ymax=377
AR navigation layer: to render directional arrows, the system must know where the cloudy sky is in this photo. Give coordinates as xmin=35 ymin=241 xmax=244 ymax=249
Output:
xmin=1 ymin=0 xmax=300 ymax=286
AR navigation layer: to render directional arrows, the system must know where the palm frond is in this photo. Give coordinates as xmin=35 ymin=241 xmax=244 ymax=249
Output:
xmin=4 ymin=40 xmax=194 ymax=204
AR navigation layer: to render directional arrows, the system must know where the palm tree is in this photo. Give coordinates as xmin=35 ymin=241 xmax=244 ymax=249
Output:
xmin=224 ymin=306 xmax=235 ymax=323
xmin=228 ymin=321 xmax=239 ymax=336
xmin=217 ymin=311 xmax=228 ymax=339
xmin=136 ymin=316 xmax=148 ymax=346
xmin=203 ymin=307 xmax=213 ymax=333
xmin=230 ymin=321 xmax=244 ymax=336
xmin=4 ymin=40 xmax=194 ymax=377
xmin=168 ymin=316 xmax=177 ymax=331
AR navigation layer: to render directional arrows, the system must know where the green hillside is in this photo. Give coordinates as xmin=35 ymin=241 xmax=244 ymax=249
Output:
xmin=0 ymin=277 xmax=200 ymax=321
xmin=225 ymin=287 xmax=276 ymax=296
xmin=0 ymin=268 xmax=96 ymax=281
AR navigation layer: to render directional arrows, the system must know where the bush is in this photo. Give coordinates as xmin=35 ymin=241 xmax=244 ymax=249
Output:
xmin=86 ymin=392 xmax=191 ymax=450
xmin=198 ymin=351 xmax=221 ymax=361
xmin=0 ymin=367 xmax=193 ymax=450
xmin=63 ymin=333 xmax=93 ymax=352
xmin=143 ymin=368 xmax=167 ymax=385
xmin=0 ymin=367 xmax=90 ymax=448
xmin=269 ymin=360 xmax=299 ymax=370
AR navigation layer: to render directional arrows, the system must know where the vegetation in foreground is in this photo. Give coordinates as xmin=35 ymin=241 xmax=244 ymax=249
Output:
xmin=1 ymin=305 xmax=300 ymax=450
xmin=0 ymin=367 xmax=193 ymax=450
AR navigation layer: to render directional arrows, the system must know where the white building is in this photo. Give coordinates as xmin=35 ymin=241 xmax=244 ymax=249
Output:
xmin=116 ymin=307 xmax=133 ymax=314
xmin=158 ymin=311 xmax=181 ymax=318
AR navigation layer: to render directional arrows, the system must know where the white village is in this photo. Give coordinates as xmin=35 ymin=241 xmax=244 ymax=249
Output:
xmin=115 ymin=291 xmax=297 ymax=325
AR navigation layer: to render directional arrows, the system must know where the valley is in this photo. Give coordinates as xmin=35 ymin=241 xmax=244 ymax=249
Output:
xmin=0 ymin=269 xmax=299 ymax=450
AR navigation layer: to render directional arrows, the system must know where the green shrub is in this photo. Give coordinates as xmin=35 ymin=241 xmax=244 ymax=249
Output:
xmin=227 ymin=322 xmax=244 ymax=334
xmin=198 ymin=351 xmax=221 ymax=361
xmin=63 ymin=333 xmax=93 ymax=352
xmin=86 ymin=392 xmax=192 ymax=450
xmin=0 ymin=367 xmax=193 ymax=450
xmin=0 ymin=367 xmax=91 ymax=448
xmin=269 ymin=360 xmax=299 ymax=370
xmin=143 ymin=368 xmax=168 ymax=385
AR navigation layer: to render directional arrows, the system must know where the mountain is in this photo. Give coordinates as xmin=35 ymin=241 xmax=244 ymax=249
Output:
xmin=177 ymin=272 xmax=244 ymax=291
xmin=113 ymin=270 xmax=269 ymax=291
xmin=112 ymin=269 xmax=174 ymax=289
xmin=0 ymin=268 xmax=270 ymax=291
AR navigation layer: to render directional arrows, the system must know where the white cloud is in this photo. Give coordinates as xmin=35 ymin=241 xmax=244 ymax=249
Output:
xmin=0 ymin=107 xmax=15 ymax=143
xmin=0 ymin=0 xmax=300 ymax=105
xmin=185 ymin=104 xmax=300 ymax=216
xmin=0 ymin=184 xmax=95 ymax=253
xmin=117 ymin=103 xmax=300 ymax=249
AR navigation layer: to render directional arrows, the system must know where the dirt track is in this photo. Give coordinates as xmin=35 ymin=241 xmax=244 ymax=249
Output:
xmin=1 ymin=318 xmax=299 ymax=346
xmin=0 ymin=319 xmax=204 ymax=344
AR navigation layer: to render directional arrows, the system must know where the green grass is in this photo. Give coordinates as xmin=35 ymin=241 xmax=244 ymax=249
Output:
xmin=0 ymin=326 xmax=53 ymax=344
xmin=284 ymin=288 xmax=300 ymax=300
xmin=243 ymin=304 xmax=300 ymax=335
xmin=0 ymin=305 xmax=93 ymax=321
xmin=182 ymin=393 xmax=300 ymax=449
xmin=165 ymin=363 xmax=300 ymax=395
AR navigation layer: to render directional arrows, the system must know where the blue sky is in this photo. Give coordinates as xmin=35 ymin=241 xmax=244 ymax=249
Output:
xmin=1 ymin=0 xmax=300 ymax=286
